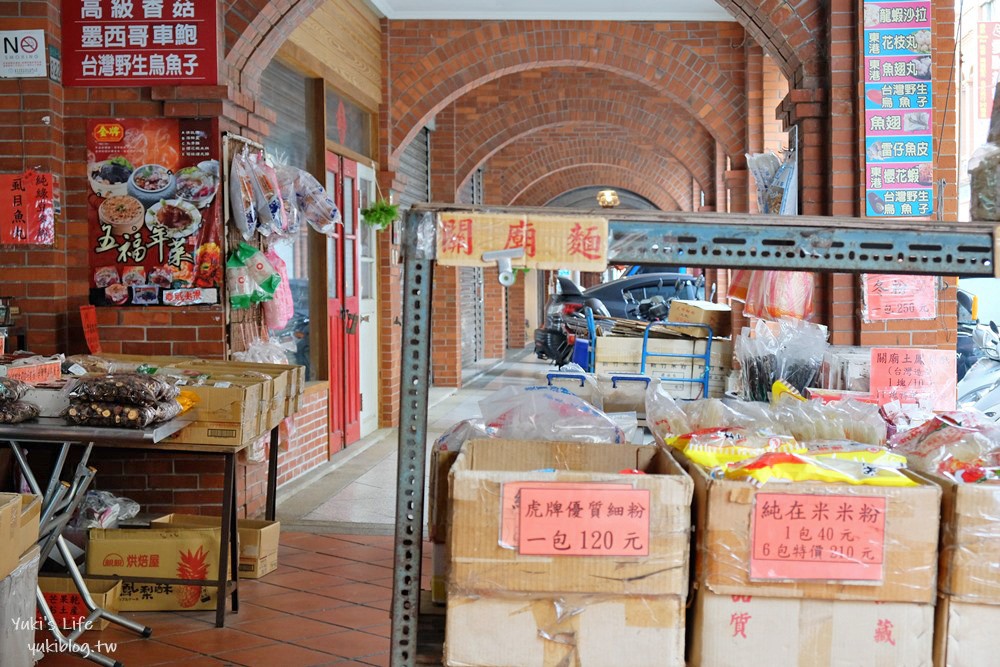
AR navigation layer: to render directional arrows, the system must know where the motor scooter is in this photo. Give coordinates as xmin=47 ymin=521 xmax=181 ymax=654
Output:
xmin=957 ymin=321 xmax=1000 ymax=420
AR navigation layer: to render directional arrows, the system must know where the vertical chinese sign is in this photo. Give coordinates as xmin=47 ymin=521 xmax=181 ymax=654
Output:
xmin=0 ymin=170 xmax=55 ymax=245
xmin=61 ymin=0 xmax=218 ymax=87
xmin=863 ymin=0 xmax=934 ymax=217
xmin=978 ymin=23 xmax=1000 ymax=119
xmin=87 ymin=118 xmax=222 ymax=307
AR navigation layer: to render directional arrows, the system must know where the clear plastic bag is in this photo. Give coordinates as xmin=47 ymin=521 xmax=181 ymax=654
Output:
xmin=230 ymin=152 xmax=258 ymax=240
xmin=233 ymin=338 xmax=289 ymax=364
xmin=774 ymin=318 xmax=828 ymax=392
xmin=889 ymin=410 xmax=1000 ymax=482
xmin=0 ymin=401 xmax=38 ymax=424
xmin=66 ymin=401 xmax=161 ymax=428
xmin=434 ymin=418 xmax=488 ymax=452
xmin=69 ymin=373 xmax=179 ymax=406
xmin=645 ymin=381 xmax=691 ymax=445
xmin=71 ymin=490 xmax=140 ymax=529
xmin=480 ymin=386 xmax=627 ymax=444
xmin=0 ymin=377 xmax=30 ymax=404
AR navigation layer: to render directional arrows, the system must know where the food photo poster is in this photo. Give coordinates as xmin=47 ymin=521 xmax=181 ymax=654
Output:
xmin=87 ymin=118 xmax=222 ymax=307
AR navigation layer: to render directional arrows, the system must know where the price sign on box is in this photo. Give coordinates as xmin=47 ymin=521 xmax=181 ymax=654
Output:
xmin=869 ymin=347 xmax=956 ymax=410
xmin=499 ymin=481 xmax=631 ymax=548
xmin=750 ymin=493 xmax=887 ymax=582
xmin=862 ymin=274 xmax=937 ymax=322
xmin=516 ymin=485 xmax=650 ymax=556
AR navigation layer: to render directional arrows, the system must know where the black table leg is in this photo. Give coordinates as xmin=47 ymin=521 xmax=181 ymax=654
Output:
xmin=217 ymin=451 xmax=237 ymax=628
xmin=266 ymin=425 xmax=279 ymax=521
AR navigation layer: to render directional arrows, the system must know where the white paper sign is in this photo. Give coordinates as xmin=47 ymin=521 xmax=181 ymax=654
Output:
xmin=0 ymin=30 xmax=47 ymax=78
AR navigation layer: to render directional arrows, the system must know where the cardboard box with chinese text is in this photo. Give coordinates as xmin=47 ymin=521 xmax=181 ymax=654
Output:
xmin=689 ymin=591 xmax=933 ymax=666
xmin=675 ymin=453 xmax=940 ymax=604
xmin=933 ymin=596 xmax=1000 ymax=667
xmin=448 ymin=439 xmax=693 ymax=597
xmin=37 ymin=576 xmax=121 ymax=631
xmin=159 ymin=375 xmax=265 ymax=446
xmin=150 ymin=513 xmax=280 ymax=579
xmin=446 ymin=593 xmax=684 ymax=667
xmin=176 ymin=360 xmax=296 ymax=428
xmin=85 ymin=521 xmax=224 ymax=611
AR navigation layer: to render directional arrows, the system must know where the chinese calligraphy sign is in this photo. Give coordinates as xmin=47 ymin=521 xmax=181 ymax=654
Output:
xmin=436 ymin=213 xmax=608 ymax=272
xmin=869 ymin=347 xmax=956 ymax=410
xmin=516 ymin=485 xmax=650 ymax=557
xmin=61 ymin=0 xmax=218 ymax=86
xmin=861 ymin=274 xmax=936 ymax=321
xmin=750 ymin=493 xmax=887 ymax=582
xmin=0 ymin=170 xmax=55 ymax=245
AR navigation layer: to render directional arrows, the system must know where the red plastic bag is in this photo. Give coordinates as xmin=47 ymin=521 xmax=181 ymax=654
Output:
xmin=744 ymin=270 xmax=816 ymax=321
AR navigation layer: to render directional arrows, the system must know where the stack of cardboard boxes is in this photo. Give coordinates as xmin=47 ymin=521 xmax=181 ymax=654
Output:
xmin=0 ymin=492 xmax=41 ymax=667
xmin=594 ymin=336 xmax=731 ymax=399
xmin=444 ymin=439 xmax=693 ymax=667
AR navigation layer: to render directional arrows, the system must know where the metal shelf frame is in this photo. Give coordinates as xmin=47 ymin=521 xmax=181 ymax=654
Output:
xmin=388 ymin=203 xmax=1000 ymax=666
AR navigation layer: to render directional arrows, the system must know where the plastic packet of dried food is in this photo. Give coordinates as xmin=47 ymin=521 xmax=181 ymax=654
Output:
xmin=234 ymin=242 xmax=281 ymax=296
xmin=68 ymin=373 xmax=180 ymax=406
xmin=248 ymin=153 xmax=286 ymax=236
xmin=723 ymin=451 xmax=917 ymax=487
xmin=226 ymin=255 xmax=256 ymax=310
xmin=230 ymin=152 xmax=258 ymax=240
xmin=0 ymin=377 xmax=30 ymax=403
xmin=0 ymin=401 xmax=38 ymax=424
xmin=66 ymin=401 xmax=160 ymax=428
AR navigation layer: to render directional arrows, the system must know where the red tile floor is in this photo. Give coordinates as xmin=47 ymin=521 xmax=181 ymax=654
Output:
xmin=36 ymin=531 xmax=421 ymax=666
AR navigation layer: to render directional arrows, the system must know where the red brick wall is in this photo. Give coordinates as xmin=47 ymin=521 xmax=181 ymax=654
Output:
xmin=482 ymin=267 xmax=507 ymax=358
xmin=276 ymin=382 xmax=331 ymax=486
xmin=431 ymin=266 xmax=462 ymax=387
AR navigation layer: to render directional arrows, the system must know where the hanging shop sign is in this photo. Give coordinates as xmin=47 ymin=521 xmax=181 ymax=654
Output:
xmin=0 ymin=29 xmax=47 ymax=78
xmin=869 ymin=347 xmax=955 ymax=410
xmin=0 ymin=170 xmax=55 ymax=245
xmin=86 ymin=118 xmax=222 ymax=307
xmin=861 ymin=274 xmax=937 ymax=322
xmin=61 ymin=0 xmax=218 ymax=87
xmin=862 ymin=0 xmax=934 ymax=217
xmin=977 ymin=22 xmax=1000 ymax=119
xmin=750 ymin=493 xmax=886 ymax=582
xmin=436 ymin=212 xmax=609 ymax=272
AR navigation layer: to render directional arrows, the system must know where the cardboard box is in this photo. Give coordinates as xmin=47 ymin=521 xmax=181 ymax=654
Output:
xmin=934 ymin=596 xmax=1000 ymax=667
xmin=14 ymin=494 xmax=40 ymax=560
xmin=38 ymin=576 xmax=122 ymax=631
xmin=431 ymin=542 xmax=448 ymax=605
xmin=0 ymin=547 xmax=39 ymax=667
xmin=0 ymin=493 xmax=24 ymax=581
xmin=446 ymin=593 xmax=684 ymax=667
xmin=594 ymin=337 xmax=731 ymax=398
xmin=923 ymin=473 xmax=1000 ymax=603
xmin=86 ymin=520 xmax=223 ymax=611
xmin=430 ymin=449 xmax=459 ymax=544
xmin=162 ymin=377 xmax=265 ymax=446
xmin=448 ymin=440 xmax=692 ymax=597
xmin=177 ymin=360 xmax=296 ymax=428
xmin=677 ymin=454 xmax=941 ymax=604
xmin=666 ymin=300 xmax=732 ymax=338
xmin=150 ymin=514 xmax=280 ymax=579
xmin=690 ymin=591 xmax=933 ymax=666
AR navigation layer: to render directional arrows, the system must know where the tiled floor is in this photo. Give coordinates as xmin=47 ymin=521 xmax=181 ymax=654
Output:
xmin=35 ymin=352 xmax=543 ymax=666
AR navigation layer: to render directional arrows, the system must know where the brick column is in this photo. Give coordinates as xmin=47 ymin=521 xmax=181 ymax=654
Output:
xmin=506 ymin=274 xmax=528 ymax=349
xmin=378 ymin=169 xmax=404 ymax=427
xmin=430 ymin=106 xmax=457 ymax=202
xmin=431 ymin=266 xmax=463 ymax=387
xmin=482 ymin=267 xmax=507 ymax=358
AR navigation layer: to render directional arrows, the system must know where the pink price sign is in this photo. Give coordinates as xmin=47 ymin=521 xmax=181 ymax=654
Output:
xmin=869 ymin=347 xmax=956 ymax=410
xmin=516 ymin=486 xmax=650 ymax=557
xmin=750 ymin=493 xmax=887 ymax=582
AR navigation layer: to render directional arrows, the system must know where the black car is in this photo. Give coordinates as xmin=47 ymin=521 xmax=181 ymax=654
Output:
xmin=533 ymin=272 xmax=706 ymax=364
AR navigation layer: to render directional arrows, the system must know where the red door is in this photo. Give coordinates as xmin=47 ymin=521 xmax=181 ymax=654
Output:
xmin=325 ymin=153 xmax=362 ymax=451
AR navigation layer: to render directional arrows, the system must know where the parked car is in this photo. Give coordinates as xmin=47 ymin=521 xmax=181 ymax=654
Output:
xmin=533 ymin=272 xmax=706 ymax=364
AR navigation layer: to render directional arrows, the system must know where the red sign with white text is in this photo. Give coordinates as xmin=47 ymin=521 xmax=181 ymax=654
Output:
xmin=61 ymin=0 xmax=218 ymax=87
xmin=751 ymin=493 xmax=886 ymax=582
xmin=0 ymin=170 xmax=55 ymax=246
xmin=517 ymin=486 xmax=650 ymax=556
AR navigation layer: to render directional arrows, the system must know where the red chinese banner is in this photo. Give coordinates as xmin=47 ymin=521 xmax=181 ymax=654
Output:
xmin=86 ymin=118 xmax=222 ymax=307
xmin=80 ymin=305 xmax=102 ymax=353
xmin=0 ymin=170 xmax=55 ymax=245
xmin=750 ymin=493 xmax=887 ymax=582
xmin=61 ymin=0 xmax=218 ymax=87
xmin=862 ymin=274 xmax=937 ymax=321
xmin=869 ymin=347 xmax=956 ymax=410
xmin=517 ymin=486 xmax=650 ymax=556
xmin=978 ymin=22 xmax=1000 ymax=119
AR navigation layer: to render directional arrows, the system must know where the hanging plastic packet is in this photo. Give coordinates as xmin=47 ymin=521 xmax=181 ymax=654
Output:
xmin=248 ymin=153 xmax=286 ymax=236
xmin=230 ymin=152 xmax=258 ymax=240
xmin=273 ymin=164 xmax=303 ymax=237
xmin=295 ymin=169 xmax=341 ymax=235
xmin=263 ymin=248 xmax=293 ymax=331
xmin=234 ymin=242 xmax=281 ymax=296
xmin=226 ymin=255 xmax=256 ymax=310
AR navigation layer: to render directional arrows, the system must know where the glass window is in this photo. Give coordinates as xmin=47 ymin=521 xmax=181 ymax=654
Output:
xmin=325 ymin=88 xmax=372 ymax=157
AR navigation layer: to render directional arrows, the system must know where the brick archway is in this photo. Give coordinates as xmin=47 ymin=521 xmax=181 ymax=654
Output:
xmin=453 ymin=69 xmax=716 ymax=194
xmin=513 ymin=164 xmax=681 ymax=211
xmin=716 ymin=0 xmax=825 ymax=84
xmin=385 ymin=21 xmax=749 ymax=170
xmin=481 ymin=129 xmax=695 ymax=210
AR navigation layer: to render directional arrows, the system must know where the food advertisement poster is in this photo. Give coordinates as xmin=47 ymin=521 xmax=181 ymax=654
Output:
xmin=861 ymin=273 xmax=937 ymax=321
xmin=61 ymin=0 xmax=218 ymax=87
xmin=862 ymin=0 xmax=934 ymax=217
xmin=87 ymin=118 xmax=221 ymax=307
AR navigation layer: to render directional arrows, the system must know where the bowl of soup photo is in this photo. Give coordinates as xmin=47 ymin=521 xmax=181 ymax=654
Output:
xmin=98 ymin=195 xmax=145 ymax=235
xmin=145 ymin=199 xmax=202 ymax=239
xmin=88 ymin=157 xmax=134 ymax=198
xmin=127 ymin=164 xmax=176 ymax=208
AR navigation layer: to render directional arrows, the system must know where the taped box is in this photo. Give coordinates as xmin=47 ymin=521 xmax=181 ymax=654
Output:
xmin=689 ymin=591 xmax=933 ymax=667
xmin=37 ymin=577 xmax=122 ymax=631
xmin=86 ymin=519 xmax=224 ymax=611
xmin=448 ymin=439 xmax=692 ymax=597
xmin=151 ymin=513 xmax=280 ymax=579
xmin=160 ymin=376 xmax=265 ymax=447
xmin=934 ymin=596 xmax=1000 ymax=667
xmin=921 ymin=472 xmax=1000 ymax=603
xmin=0 ymin=493 xmax=25 ymax=581
xmin=14 ymin=494 xmax=40 ymax=561
xmin=446 ymin=594 xmax=684 ymax=667
xmin=675 ymin=454 xmax=941 ymax=604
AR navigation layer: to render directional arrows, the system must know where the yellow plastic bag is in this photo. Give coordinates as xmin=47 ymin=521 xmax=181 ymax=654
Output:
xmin=724 ymin=451 xmax=917 ymax=487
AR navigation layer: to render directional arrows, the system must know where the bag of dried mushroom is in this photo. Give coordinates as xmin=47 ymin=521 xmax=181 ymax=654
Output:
xmin=0 ymin=377 xmax=40 ymax=424
xmin=66 ymin=373 xmax=182 ymax=429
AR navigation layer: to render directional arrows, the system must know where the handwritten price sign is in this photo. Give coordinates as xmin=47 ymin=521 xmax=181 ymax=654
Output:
xmin=869 ymin=347 xmax=955 ymax=410
xmin=517 ymin=486 xmax=650 ymax=557
xmin=862 ymin=274 xmax=936 ymax=322
xmin=750 ymin=493 xmax=886 ymax=582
